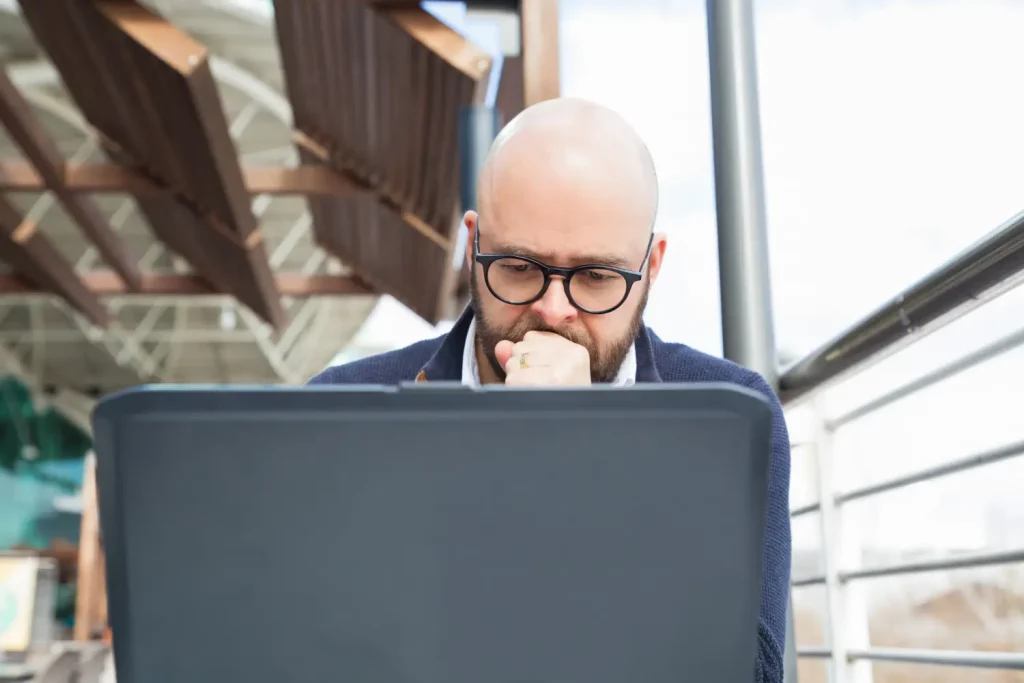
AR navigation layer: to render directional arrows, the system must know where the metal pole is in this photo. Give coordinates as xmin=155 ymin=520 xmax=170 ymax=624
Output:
xmin=705 ymin=1 xmax=797 ymax=681
xmin=706 ymin=0 xmax=777 ymax=380
xmin=459 ymin=105 xmax=503 ymax=213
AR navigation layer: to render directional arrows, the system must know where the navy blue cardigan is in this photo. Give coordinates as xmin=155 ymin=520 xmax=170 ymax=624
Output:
xmin=309 ymin=309 xmax=792 ymax=683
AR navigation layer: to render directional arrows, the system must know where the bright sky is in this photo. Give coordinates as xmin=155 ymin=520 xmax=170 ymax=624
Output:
xmin=342 ymin=0 xmax=1024 ymax=558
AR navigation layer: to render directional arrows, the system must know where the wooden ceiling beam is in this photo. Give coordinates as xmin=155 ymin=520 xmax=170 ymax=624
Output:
xmin=0 ymin=67 xmax=141 ymax=290
xmin=521 ymin=0 xmax=560 ymax=106
xmin=385 ymin=6 xmax=493 ymax=86
xmin=17 ymin=0 xmax=287 ymax=328
xmin=0 ymin=160 xmax=364 ymax=197
xmin=292 ymin=133 xmax=451 ymax=250
xmin=0 ymin=272 xmax=374 ymax=297
xmin=496 ymin=55 xmax=525 ymax=121
xmin=0 ymin=195 xmax=108 ymax=325
xmin=272 ymin=0 xmax=489 ymax=323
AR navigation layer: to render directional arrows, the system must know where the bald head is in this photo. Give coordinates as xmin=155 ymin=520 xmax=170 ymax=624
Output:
xmin=477 ymin=98 xmax=659 ymax=237
xmin=466 ymin=99 xmax=667 ymax=385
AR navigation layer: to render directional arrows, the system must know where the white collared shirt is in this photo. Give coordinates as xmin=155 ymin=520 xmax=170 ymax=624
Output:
xmin=461 ymin=316 xmax=637 ymax=388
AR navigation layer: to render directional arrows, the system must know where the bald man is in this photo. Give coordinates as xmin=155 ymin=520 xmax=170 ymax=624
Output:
xmin=310 ymin=98 xmax=792 ymax=683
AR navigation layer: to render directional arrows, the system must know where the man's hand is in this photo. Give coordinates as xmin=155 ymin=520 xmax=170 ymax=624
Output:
xmin=494 ymin=331 xmax=591 ymax=386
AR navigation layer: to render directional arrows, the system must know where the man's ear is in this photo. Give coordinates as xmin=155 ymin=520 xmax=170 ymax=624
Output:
xmin=463 ymin=211 xmax=478 ymax=266
xmin=647 ymin=232 xmax=668 ymax=285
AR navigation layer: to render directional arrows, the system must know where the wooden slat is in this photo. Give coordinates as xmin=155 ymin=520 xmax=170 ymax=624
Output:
xmin=73 ymin=455 xmax=107 ymax=642
xmin=386 ymin=7 xmax=492 ymax=82
xmin=293 ymin=133 xmax=450 ymax=250
xmin=0 ymin=272 xmax=373 ymax=297
xmin=17 ymin=0 xmax=285 ymax=328
xmin=0 ymin=69 xmax=64 ymax=182
xmin=273 ymin=0 xmax=486 ymax=322
xmin=242 ymin=166 xmax=359 ymax=196
xmin=0 ymin=160 xmax=363 ymax=196
xmin=521 ymin=0 xmax=561 ymax=106
xmin=303 ymin=190 xmax=455 ymax=323
xmin=0 ymin=195 xmax=108 ymax=325
xmin=131 ymin=193 xmax=286 ymax=327
xmin=95 ymin=0 xmax=204 ymax=74
xmin=93 ymin=0 xmax=254 ymax=239
xmin=496 ymin=55 xmax=524 ymax=120
xmin=0 ymin=67 xmax=141 ymax=289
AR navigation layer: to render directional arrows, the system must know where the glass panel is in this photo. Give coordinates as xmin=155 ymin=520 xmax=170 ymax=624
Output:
xmin=860 ymin=563 xmax=1024 ymax=653
xmin=796 ymin=658 xmax=829 ymax=683
xmin=792 ymin=511 xmax=824 ymax=578
xmin=757 ymin=0 xmax=1024 ymax=358
xmin=792 ymin=583 xmax=828 ymax=648
xmin=789 ymin=442 xmax=819 ymax=513
xmin=841 ymin=457 xmax=1024 ymax=569
xmin=830 ymin=343 xmax=1024 ymax=498
xmin=818 ymin=283 xmax=1024 ymax=423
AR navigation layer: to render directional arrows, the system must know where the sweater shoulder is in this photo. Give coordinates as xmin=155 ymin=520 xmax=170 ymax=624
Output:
xmin=652 ymin=332 xmax=775 ymax=395
xmin=307 ymin=336 xmax=443 ymax=385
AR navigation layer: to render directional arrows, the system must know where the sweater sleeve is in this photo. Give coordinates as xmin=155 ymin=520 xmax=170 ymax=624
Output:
xmin=740 ymin=371 xmax=793 ymax=683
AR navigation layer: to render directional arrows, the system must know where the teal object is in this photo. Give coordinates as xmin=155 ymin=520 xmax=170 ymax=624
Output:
xmin=0 ymin=378 xmax=91 ymax=472
xmin=0 ymin=376 xmax=91 ymax=550
xmin=0 ymin=583 xmax=17 ymax=634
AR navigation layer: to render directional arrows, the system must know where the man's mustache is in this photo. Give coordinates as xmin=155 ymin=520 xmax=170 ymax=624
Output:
xmin=507 ymin=319 xmax=588 ymax=347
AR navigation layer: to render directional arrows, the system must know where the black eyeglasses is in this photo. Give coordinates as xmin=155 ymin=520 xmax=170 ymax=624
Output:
xmin=473 ymin=227 xmax=654 ymax=315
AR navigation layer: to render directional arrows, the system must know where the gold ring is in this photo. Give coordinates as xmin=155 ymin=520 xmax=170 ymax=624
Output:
xmin=519 ymin=352 xmax=529 ymax=369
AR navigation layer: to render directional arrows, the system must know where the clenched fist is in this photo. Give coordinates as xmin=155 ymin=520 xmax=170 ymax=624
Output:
xmin=494 ymin=331 xmax=592 ymax=386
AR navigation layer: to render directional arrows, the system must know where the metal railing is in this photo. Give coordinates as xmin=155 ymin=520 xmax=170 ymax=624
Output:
xmin=779 ymin=209 xmax=1024 ymax=681
xmin=779 ymin=210 xmax=1024 ymax=405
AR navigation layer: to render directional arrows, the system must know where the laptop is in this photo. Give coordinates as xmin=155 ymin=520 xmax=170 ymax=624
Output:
xmin=91 ymin=383 xmax=772 ymax=683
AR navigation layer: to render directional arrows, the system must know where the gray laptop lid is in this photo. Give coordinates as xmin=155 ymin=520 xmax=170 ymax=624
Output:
xmin=92 ymin=383 xmax=772 ymax=683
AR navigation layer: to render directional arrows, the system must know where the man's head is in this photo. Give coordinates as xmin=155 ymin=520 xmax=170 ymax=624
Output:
xmin=465 ymin=97 xmax=668 ymax=382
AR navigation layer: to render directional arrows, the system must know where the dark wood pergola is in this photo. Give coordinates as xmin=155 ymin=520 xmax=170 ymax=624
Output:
xmin=0 ymin=0 xmax=559 ymax=333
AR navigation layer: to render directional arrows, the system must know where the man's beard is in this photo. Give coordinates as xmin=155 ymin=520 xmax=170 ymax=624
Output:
xmin=469 ymin=273 xmax=649 ymax=383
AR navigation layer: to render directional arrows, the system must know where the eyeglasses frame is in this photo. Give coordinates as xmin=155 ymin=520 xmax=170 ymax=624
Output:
xmin=472 ymin=226 xmax=655 ymax=315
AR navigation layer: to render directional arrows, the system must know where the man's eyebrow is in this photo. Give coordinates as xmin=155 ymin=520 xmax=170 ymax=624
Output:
xmin=487 ymin=242 xmax=538 ymax=259
xmin=488 ymin=242 xmax=633 ymax=269
xmin=573 ymin=253 xmax=634 ymax=269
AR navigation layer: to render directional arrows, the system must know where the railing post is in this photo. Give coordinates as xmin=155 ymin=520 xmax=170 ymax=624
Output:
xmin=812 ymin=404 xmax=872 ymax=683
xmin=704 ymin=0 xmax=796 ymax=680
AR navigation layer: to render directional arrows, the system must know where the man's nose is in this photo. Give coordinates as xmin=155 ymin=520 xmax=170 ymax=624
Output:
xmin=530 ymin=278 xmax=578 ymax=327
